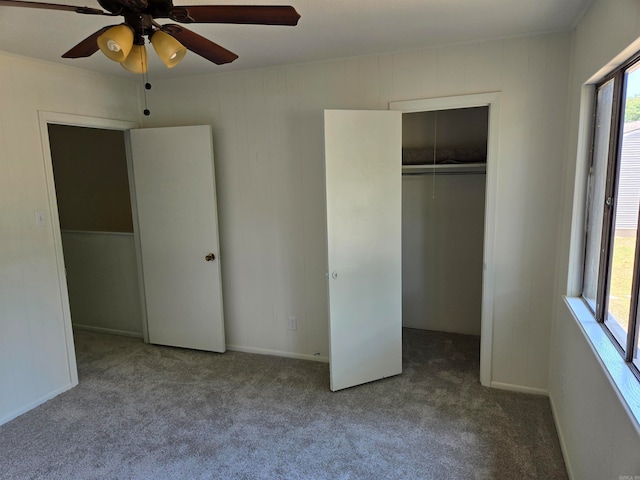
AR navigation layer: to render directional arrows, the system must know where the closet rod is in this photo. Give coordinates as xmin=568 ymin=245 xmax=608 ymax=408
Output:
xmin=402 ymin=171 xmax=486 ymax=176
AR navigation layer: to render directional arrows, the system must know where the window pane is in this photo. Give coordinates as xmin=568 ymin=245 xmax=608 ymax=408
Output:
xmin=583 ymin=79 xmax=615 ymax=311
xmin=635 ymin=323 xmax=640 ymax=371
xmin=605 ymin=233 xmax=635 ymax=346
xmin=605 ymin=65 xmax=640 ymax=349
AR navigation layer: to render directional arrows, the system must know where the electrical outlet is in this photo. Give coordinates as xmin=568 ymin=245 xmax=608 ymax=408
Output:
xmin=288 ymin=316 xmax=297 ymax=330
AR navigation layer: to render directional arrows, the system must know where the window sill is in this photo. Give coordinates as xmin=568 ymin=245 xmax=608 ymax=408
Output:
xmin=564 ymin=296 xmax=640 ymax=434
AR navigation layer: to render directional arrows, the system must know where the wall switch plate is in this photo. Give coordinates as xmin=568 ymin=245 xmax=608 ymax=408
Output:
xmin=288 ymin=316 xmax=297 ymax=330
xmin=34 ymin=210 xmax=46 ymax=226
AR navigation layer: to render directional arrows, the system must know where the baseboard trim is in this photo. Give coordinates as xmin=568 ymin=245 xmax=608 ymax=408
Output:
xmin=490 ymin=381 xmax=549 ymax=396
xmin=226 ymin=344 xmax=329 ymax=363
xmin=72 ymin=324 xmax=143 ymax=339
xmin=0 ymin=382 xmax=75 ymax=427
xmin=549 ymin=393 xmax=575 ymax=480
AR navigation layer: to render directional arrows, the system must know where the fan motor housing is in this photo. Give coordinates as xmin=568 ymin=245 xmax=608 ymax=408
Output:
xmin=124 ymin=12 xmax=155 ymax=36
xmin=98 ymin=0 xmax=175 ymax=16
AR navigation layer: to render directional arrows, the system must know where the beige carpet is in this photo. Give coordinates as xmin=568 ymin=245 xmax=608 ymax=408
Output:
xmin=0 ymin=328 xmax=567 ymax=479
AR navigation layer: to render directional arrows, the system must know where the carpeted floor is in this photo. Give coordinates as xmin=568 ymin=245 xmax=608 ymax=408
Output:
xmin=0 ymin=328 xmax=567 ymax=479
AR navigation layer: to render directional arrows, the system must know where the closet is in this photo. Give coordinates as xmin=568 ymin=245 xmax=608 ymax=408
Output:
xmin=402 ymin=107 xmax=488 ymax=336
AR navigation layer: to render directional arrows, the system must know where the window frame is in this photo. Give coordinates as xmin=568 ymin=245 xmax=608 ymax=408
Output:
xmin=582 ymin=52 xmax=640 ymax=379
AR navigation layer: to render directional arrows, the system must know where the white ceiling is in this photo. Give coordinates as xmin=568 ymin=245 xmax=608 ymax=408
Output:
xmin=0 ymin=0 xmax=593 ymax=80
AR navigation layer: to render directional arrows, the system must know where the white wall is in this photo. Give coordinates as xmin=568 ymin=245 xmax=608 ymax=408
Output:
xmin=62 ymin=231 xmax=142 ymax=337
xmin=402 ymin=107 xmax=488 ymax=151
xmin=550 ymin=0 xmax=640 ymax=478
xmin=48 ymin=124 xmax=134 ymax=233
xmin=0 ymin=52 xmax=139 ymax=424
xmin=142 ymin=33 xmax=571 ymax=391
xmin=402 ymin=173 xmax=485 ymax=335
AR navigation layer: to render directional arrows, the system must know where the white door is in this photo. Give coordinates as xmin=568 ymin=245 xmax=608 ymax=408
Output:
xmin=129 ymin=125 xmax=225 ymax=352
xmin=324 ymin=110 xmax=402 ymax=391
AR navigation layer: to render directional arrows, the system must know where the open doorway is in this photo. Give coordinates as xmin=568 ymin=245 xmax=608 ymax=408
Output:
xmin=401 ymin=107 xmax=488 ymax=336
xmin=38 ymin=112 xmax=141 ymax=385
xmin=391 ymin=93 xmax=500 ymax=387
xmin=41 ymin=114 xmax=227 ymax=384
xmin=401 ymin=106 xmax=488 ymax=379
xmin=48 ymin=124 xmax=143 ymax=339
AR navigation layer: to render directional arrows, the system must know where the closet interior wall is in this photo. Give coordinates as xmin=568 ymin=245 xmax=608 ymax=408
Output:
xmin=402 ymin=107 xmax=488 ymax=336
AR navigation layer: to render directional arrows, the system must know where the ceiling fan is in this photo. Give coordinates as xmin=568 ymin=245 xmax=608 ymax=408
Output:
xmin=0 ymin=0 xmax=300 ymax=72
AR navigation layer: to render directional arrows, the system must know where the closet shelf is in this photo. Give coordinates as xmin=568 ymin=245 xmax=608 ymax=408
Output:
xmin=402 ymin=163 xmax=486 ymax=175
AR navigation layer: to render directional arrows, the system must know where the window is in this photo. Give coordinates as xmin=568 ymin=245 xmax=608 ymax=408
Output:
xmin=583 ymin=53 xmax=640 ymax=376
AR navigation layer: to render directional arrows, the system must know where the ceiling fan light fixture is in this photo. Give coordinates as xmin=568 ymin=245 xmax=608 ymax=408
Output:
xmin=121 ymin=44 xmax=148 ymax=74
xmin=97 ymin=24 xmax=134 ymax=62
xmin=151 ymin=30 xmax=187 ymax=69
xmin=4 ymin=0 xmax=301 ymax=71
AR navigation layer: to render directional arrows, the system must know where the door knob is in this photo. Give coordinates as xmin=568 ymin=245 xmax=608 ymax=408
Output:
xmin=205 ymin=253 xmax=216 ymax=262
xmin=331 ymin=271 xmax=339 ymax=279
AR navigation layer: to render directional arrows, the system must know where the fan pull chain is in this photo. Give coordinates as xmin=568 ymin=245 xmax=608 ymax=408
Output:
xmin=142 ymin=60 xmax=151 ymax=116
xmin=139 ymin=17 xmax=151 ymax=117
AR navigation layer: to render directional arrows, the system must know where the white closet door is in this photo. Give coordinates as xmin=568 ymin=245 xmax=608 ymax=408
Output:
xmin=324 ymin=109 xmax=402 ymax=391
xmin=129 ymin=125 xmax=225 ymax=352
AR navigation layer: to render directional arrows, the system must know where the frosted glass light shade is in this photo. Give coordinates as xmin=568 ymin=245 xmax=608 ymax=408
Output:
xmin=97 ymin=24 xmax=134 ymax=62
xmin=121 ymin=44 xmax=148 ymax=74
xmin=151 ymin=31 xmax=187 ymax=68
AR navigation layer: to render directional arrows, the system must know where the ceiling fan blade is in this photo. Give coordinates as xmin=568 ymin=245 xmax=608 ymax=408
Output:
xmin=0 ymin=0 xmax=107 ymax=15
xmin=62 ymin=25 xmax=115 ymax=58
xmin=161 ymin=24 xmax=238 ymax=65
xmin=168 ymin=5 xmax=300 ymax=26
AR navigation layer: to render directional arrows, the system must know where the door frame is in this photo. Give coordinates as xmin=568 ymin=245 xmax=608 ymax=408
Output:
xmin=38 ymin=111 xmax=141 ymax=386
xmin=389 ymin=92 xmax=500 ymax=387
